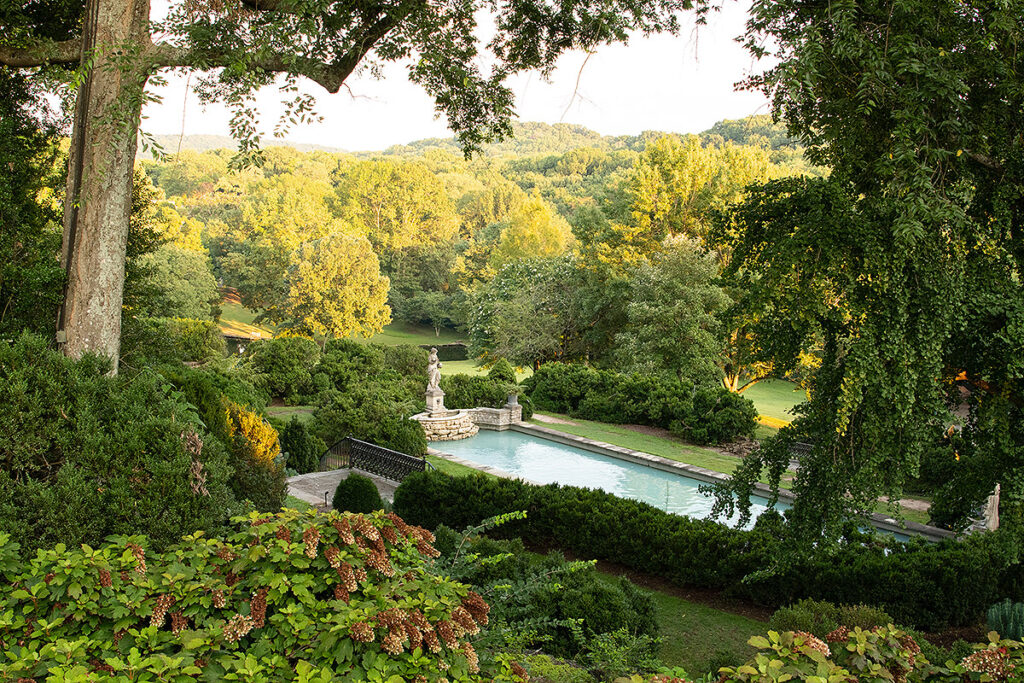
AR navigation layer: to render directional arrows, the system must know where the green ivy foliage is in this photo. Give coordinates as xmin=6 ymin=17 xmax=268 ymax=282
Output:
xmin=394 ymin=471 xmax=1022 ymax=630
xmin=524 ymin=363 xmax=755 ymax=445
xmin=0 ymin=509 xmax=523 ymax=681
xmin=0 ymin=334 xmax=235 ymax=554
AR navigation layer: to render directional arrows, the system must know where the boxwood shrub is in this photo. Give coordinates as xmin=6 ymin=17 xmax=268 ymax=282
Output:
xmin=393 ymin=471 xmax=1022 ymax=630
xmin=523 ymin=363 xmax=755 ymax=444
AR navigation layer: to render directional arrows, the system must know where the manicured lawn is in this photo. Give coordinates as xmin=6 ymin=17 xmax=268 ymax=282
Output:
xmin=530 ymin=412 xmax=795 ymax=485
xmin=743 ymin=379 xmax=807 ymax=423
xmin=425 ymin=454 xmax=492 ymax=477
xmin=443 ymin=359 xmax=533 ymax=381
xmin=593 ymin=573 xmax=765 ymax=676
xmin=356 ymin=322 xmax=464 ymax=346
xmin=266 ymin=405 xmax=316 ymax=423
xmin=219 ymin=301 xmax=275 ymax=338
xmin=219 ymin=301 xmax=276 ymax=339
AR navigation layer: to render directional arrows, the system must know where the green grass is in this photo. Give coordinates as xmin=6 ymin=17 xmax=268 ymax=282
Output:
xmin=426 ymin=454 xmax=492 ymax=477
xmin=283 ymin=495 xmax=312 ymax=511
xmin=443 ymin=359 xmax=533 ymax=381
xmin=219 ymin=301 xmax=275 ymax=339
xmin=530 ymin=412 xmax=794 ymax=485
xmin=354 ymin=322 xmax=463 ymax=346
xmin=265 ymin=405 xmax=316 ymax=423
xmin=743 ymin=379 xmax=807 ymax=423
xmin=593 ymin=572 xmax=765 ymax=675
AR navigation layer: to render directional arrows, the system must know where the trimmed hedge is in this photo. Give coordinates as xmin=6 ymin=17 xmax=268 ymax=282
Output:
xmin=393 ymin=471 xmax=1023 ymax=630
xmin=523 ymin=363 xmax=756 ymax=445
xmin=441 ymin=373 xmax=535 ymax=420
xmin=419 ymin=342 xmax=469 ymax=361
xmin=121 ymin=316 xmax=226 ymax=364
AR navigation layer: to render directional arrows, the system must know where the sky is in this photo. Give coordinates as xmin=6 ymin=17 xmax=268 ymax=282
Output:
xmin=142 ymin=1 xmax=771 ymax=152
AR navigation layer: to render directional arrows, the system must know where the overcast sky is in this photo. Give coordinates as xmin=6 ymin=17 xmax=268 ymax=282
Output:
xmin=143 ymin=1 xmax=770 ymax=152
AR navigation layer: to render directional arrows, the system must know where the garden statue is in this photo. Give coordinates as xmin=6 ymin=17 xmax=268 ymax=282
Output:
xmin=427 ymin=347 xmax=442 ymax=390
xmin=424 ymin=348 xmax=446 ymax=415
xmin=984 ymin=483 xmax=1000 ymax=531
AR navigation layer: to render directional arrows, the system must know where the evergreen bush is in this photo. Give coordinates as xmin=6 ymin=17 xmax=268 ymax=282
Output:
xmin=768 ymin=599 xmax=894 ymax=640
xmin=394 ymin=471 xmax=1021 ymax=630
xmin=333 ymin=473 xmax=384 ymax=513
xmin=524 ymin=363 xmax=755 ymax=444
xmin=488 ymin=357 xmax=518 ymax=384
xmin=988 ymin=599 xmax=1024 ymax=640
xmin=278 ymin=416 xmax=325 ymax=474
xmin=242 ymin=335 xmax=321 ymax=402
xmin=0 ymin=333 xmax=235 ymax=554
xmin=226 ymin=401 xmax=287 ymax=511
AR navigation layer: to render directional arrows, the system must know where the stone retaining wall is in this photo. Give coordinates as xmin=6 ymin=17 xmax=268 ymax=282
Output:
xmin=415 ymin=410 xmax=479 ymax=441
xmin=470 ymin=404 xmax=522 ymax=430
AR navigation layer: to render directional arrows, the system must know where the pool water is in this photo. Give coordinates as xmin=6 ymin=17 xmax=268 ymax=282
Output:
xmin=431 ymin=429 xmax=789 ymax=529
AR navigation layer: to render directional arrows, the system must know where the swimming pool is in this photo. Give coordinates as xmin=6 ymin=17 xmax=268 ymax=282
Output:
xmin=430 ymin=428 xmax=789 ymax=529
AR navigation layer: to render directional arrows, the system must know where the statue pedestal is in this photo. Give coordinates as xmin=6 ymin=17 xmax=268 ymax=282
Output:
xmin=425 ymin=388 xmax=446 ymax=415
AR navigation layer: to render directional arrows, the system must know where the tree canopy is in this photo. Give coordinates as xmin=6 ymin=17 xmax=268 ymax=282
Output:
xmin=709 ymin=0 xmax=1024 ymax=542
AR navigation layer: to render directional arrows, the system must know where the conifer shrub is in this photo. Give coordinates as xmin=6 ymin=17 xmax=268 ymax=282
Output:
xmin=333 ymin=473 xmax=384 ymax=513
xmin=226 ymin=401 xmax=287 ymax=511
xmin=488 ymin=357 xmax=518 ymax=384
xmin=312 ymin=383 xmax=429 ymax=457
xmin=0 ymin=333 xmax=235 ymax=554
xmin=988 ymin=599 xmax=1024 ymax=641
xmin=278 ymin=416 xmax=325 ymax=474
xmin=443 ymin=373 xmax=534 ymax=419
xmin=0 ymin=509 xmax=525 ymax=681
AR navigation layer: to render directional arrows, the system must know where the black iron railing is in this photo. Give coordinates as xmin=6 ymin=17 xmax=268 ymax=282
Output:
xmin=318 ymin=437 xmax=428 ymax=483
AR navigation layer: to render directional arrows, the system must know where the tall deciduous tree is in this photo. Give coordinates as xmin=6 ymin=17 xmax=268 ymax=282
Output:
xmin=712 ymin=0 xmax=1024 ymax=540
xmin=613 ymin=236 xmax=730 ymax=385
xmin=1 ymin=0 xmax=697 ymax=371
xmin=283 ymin=231 xmax=391 ymax=338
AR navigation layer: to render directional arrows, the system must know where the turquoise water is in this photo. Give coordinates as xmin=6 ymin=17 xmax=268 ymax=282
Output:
xmin=431 ymin=429 xmax=789 ymax=529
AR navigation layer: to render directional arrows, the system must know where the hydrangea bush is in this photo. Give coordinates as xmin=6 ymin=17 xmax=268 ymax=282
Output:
xmin=719 ymin=627 xmax=1024 ymax=683
xmin=0 ymin=509 xmax=528 ymax=682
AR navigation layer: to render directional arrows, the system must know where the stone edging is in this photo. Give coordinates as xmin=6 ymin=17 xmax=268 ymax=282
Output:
xmin=426 ymin=448 xmax=541 ymax=485
xmin=510 ymin=422 xmax=955 ymax=542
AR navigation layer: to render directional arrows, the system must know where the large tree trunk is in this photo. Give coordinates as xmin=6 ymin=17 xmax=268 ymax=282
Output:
xmin=59 ymin=0 xmax=151 ymax=372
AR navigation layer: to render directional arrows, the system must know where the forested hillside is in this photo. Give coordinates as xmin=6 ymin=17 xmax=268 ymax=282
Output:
xmin=132 ymin=115 xmax=817 ymax=386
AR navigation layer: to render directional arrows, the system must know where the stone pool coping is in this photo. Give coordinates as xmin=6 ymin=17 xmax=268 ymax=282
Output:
xmin=430 ymin=421 xmax=955 ymax=542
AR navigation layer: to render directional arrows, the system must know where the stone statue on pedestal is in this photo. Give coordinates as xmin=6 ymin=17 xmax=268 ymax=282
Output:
xmin=427 ymin=347 xmax=442 ymax=390
xmin=425 ymin=347 xmax=446 ymax=414
xmin=984 ymin=483 xmax=1000 ymax=531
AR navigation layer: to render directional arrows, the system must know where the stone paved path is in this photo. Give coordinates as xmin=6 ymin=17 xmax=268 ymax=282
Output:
xmin=286 ymin=469 xmax=398 ymax=508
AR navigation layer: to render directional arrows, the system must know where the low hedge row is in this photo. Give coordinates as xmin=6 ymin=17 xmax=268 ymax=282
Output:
xmin=393 ymin=471 xmax=1023 ymax=630
xmin=441 ymin=374 xmax=535 ymax=420
xmin=523 ymin=363 xmax=756 ymax=445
